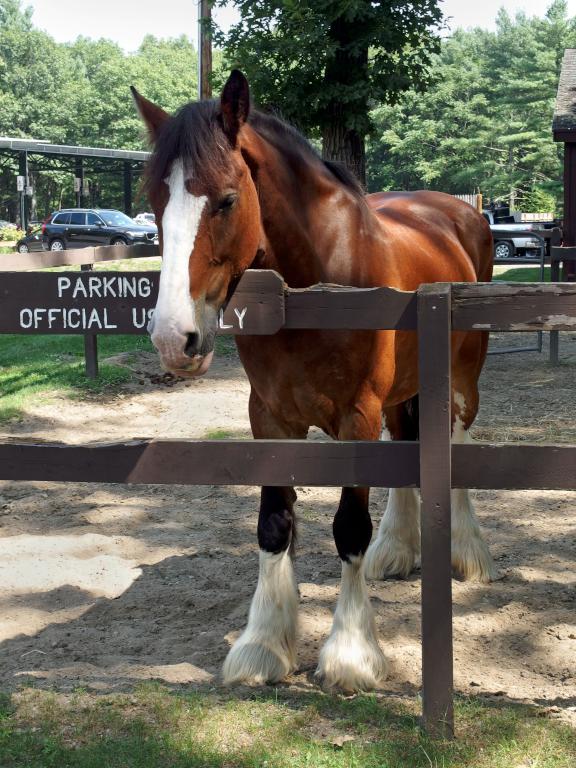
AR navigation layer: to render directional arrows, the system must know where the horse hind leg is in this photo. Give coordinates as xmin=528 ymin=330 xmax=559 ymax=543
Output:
xmin=451 ymin=390 xmax=496 ymax=583
xmin=364 ymin=400 xmax=421 ymax=580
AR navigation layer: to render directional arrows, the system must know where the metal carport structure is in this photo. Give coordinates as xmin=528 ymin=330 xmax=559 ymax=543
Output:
xmin=0 ymin=137 xmax=150 ymax=229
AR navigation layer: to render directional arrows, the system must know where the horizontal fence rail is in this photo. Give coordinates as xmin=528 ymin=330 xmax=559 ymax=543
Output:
xmin=1 ymin=441 xmax=574 ymax=490
xmin=452 ymin=283 xmax=576 ymax=331
xmin=3 ymin=270 xmax=576 ymax=334
xmin=0 ymin=242 xmax=159 ymax=271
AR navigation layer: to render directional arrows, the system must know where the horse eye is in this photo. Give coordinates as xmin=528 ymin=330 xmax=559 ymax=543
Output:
xmin=217 ymin=194 xmax=237 ymax=213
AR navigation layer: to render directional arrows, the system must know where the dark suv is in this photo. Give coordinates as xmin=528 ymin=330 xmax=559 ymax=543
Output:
xmin=42 ymin=208 xmax=158 ymax=251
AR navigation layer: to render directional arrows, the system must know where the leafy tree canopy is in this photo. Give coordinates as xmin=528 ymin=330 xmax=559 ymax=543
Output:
xmin=0 ymin=0 xmax=572 ymax=217
xmin=0 ymin=0 xmax=200 ymax=218
xmin=366 ymin=0 xmax=575 ymax=209
xmin=215 ymin=0 xmax=444 ymax=183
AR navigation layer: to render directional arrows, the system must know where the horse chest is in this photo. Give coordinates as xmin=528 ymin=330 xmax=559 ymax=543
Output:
xmin=236 ymin=331 xmax=398 ymax=427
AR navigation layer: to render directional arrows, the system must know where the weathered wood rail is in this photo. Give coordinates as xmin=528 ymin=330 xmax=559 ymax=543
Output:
xmin=1 ymin=246 xmax=576 ymax=737
xmin=0 ymin=242 xmax=159 ymax=272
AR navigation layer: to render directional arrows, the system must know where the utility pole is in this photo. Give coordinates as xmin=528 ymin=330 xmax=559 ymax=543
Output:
xmin=197 ymin=0 xmax=212 ymax=100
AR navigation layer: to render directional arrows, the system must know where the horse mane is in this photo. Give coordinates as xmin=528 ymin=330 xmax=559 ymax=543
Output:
xmin=145 ymin=99 xmax=365 ymax=201
xmin=248 ymin=110 xmax=365 ymax=199
xmin=145 ymin=101 xmax=230 ymax=193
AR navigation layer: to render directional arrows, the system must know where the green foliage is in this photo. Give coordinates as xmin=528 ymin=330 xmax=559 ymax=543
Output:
xmin=0 ymin=1 xmax=200 ymax=220
xmin=518 ymin=185 xmax=557 ymax=213
xmin=215 ymin=0 xmax=443 ymax=180
xmin=0 ymin=0 xmax=572 ymax=210
xmin=216 ymin=0 xmax=442 ymax=130
xmin=0 ymin=226 xmax=22 ymax=240
xmin=366 ymin=0 xmax=574 ymax=207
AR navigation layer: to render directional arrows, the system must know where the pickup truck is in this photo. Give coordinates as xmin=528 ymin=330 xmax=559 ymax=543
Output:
xmin=481 ymin=210 xmax=545 ymax=260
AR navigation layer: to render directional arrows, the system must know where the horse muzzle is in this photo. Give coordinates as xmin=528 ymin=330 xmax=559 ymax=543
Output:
xmin=150 ymin=324 xmax=216 ymax=378
xmin=149 ymin=300 xmax=219 ymax=378
xmin=161 ymin=349 xmax=214 ymax=378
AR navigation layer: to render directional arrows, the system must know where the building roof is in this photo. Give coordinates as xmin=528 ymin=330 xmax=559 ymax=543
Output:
xmin=553 ymin=49 xmax=576 ymax=141
xmin=0 ymin=137 xmax=150 ymax=162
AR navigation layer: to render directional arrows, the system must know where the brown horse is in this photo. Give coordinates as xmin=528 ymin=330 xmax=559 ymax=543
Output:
xmin=132 ymin=70 xmax=495 ymax=692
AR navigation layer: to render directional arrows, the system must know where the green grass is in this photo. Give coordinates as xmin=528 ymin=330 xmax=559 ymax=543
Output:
xmin=0 ymin=255 xmax=163 ymax=423
xmin=0 ymin=331 xmax=237 ymax=424
xmin=24 ymin=257 xmax=161 ymax=274
xmin=92 ymin=258 xmax=160 ymax=272
xmin=203 ymin=428 xmax=239 ymax=439
xmin=0 ymin=685 xmax=573 ymax=768
xmin=493 ymin=266 xmax=551 ymax=282
xmin=203 ymin=427 xmax=250 ymax=439
xmin=0 ymin=333 xmax=154 ymax=423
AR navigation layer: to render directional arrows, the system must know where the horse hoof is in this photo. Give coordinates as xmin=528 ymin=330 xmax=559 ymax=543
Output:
xmin=315 ymin=635 xmax=387 ymax=692
xmin=452 ymin=536 xmax=497 ymax=583
xmin=364 ymin=535 xmax=418 ymax=580
xmin=223 ymin=640 xmax=295 ymax=685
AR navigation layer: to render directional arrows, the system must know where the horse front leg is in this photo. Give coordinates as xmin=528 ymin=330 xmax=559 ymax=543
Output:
xmin=316 ymin=403 xmax=387 ymax=691
xmin=223 ymin=391 xmax=306 ymax=685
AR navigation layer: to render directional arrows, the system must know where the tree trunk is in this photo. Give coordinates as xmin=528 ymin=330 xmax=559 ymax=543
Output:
xmin=321 ymin=13 xmax=369 ymax=187
xmin=322 ymin=116 xmax=366 ymax=187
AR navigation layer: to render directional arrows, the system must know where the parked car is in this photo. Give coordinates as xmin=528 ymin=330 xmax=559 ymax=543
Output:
xmin=482 ymin=210 xmax=544 ymax=260
xmin=0 ymin=219 xmax=17 ymax=230
xmin=15 ymin=227 xmax=46 ymax=253
xmin=42 ymin=208 xmax=158 ymax=251
xmin=133 ymin=212 xmax=156 ymax=225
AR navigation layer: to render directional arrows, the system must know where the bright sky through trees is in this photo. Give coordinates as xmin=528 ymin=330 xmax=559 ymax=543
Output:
xmin=22 ymin=0 xmax=576 ymax=51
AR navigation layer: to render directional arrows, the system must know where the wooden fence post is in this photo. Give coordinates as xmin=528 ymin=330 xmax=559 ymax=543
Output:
xmin=81 ymin=264 xmax=98 ymax=378
xmin=418 ymin=283 xmax=454 ymax=738
xmin=549 ymin=244 xmax=576 ymax=365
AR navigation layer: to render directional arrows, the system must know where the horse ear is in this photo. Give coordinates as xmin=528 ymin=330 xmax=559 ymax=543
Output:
xmin=220 ymin=70 xmax=250 ymax=146
xmin=131 ymin=86 xmax=169 ymax=143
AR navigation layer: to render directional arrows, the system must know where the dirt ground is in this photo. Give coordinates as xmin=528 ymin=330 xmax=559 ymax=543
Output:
xmin=0 ymin=331 xmax=575 ymax=726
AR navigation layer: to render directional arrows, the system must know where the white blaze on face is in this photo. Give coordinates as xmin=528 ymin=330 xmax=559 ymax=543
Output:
xmin=150 ymin=159 xmax=207 ymax=360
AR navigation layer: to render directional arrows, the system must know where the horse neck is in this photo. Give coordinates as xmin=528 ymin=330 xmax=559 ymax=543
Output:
xmin=244 ymin=127 xmax=379 ymax=288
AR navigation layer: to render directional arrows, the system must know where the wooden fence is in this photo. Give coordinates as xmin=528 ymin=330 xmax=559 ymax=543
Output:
xmin=454 ymin=193 xmax=482 ymax=211
xmin=1 ymin=231 xmax=565 ymax=371
xmin=1 ymin=248 xmax=576 ymax=737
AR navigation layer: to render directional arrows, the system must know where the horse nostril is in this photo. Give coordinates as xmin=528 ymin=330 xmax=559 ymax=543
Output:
xmin=184 ymin=332 xmax=200 ymax=357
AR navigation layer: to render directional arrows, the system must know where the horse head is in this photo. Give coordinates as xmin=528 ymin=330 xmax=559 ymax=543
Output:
xmin=131 ymin=71 xmax=262 ymax=377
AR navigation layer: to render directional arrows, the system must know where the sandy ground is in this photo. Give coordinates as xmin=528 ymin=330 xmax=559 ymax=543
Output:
xmin=0 ymin=331 xmax=575 ymax=726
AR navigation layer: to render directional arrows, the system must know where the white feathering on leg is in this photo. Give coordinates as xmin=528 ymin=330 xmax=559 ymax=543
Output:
xmin=451 ymin=397 xmax=496 ymax=583
xmin=316 ymin=556 xmax=387 ymax=691
xmin=364 ymin=488 xmax=420 ymax=579
xmin=223 ymin=549 xmax=298 ymax=684
xmin=451 ymin=488 xmax=497 ymax=583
